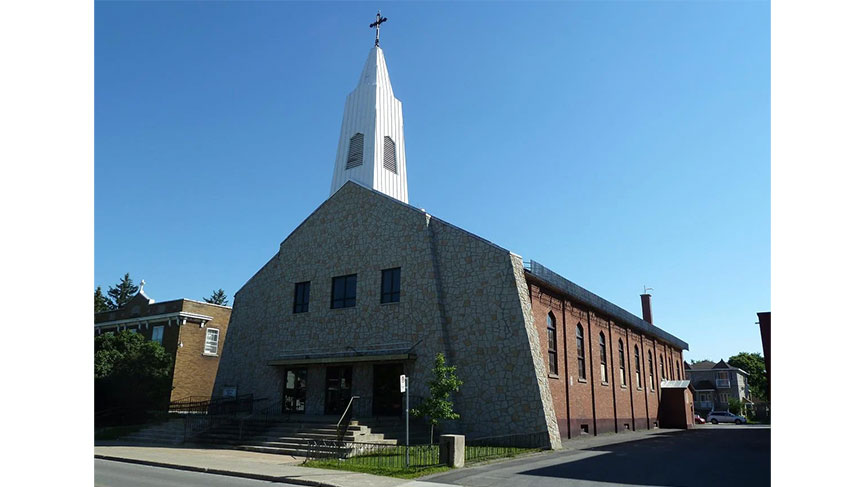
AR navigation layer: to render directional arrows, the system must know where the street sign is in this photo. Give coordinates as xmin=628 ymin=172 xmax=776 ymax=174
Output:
xmin=400 ymin=374 xmax=406 ymax=393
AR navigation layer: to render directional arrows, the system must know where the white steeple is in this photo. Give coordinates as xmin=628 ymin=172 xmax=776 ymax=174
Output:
xmin=330 ymin=45 xmax=408 ymax=203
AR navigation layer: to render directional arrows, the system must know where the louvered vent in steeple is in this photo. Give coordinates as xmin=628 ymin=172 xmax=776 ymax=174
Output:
xmin=346 ymin=133 xmax=364 ymax=169
xmin=383 ymin=136 xmax=397 ymax=174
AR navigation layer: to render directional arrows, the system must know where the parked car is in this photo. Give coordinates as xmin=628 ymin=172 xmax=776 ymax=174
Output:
xmin=694 ymin=414 xmax=706 ymax=424
xmin=707 ymin=411 xmax=746 ymax=424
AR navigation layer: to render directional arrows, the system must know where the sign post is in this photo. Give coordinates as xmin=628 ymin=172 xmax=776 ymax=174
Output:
xmin=400 ymin=374 xmax=409 ymax=467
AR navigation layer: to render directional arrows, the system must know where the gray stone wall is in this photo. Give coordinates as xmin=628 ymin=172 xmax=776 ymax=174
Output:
xmin=213 ymin=182 xmax=559 ymax=447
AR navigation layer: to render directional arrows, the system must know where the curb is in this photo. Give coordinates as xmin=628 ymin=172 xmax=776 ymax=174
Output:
xmin=94 ymin=455 xmax=339 ymax=487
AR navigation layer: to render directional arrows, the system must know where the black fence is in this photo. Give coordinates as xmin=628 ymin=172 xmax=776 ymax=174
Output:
xmin=305 ymin=439 xmax=443 ymax=468
xmin=304 ymin=430 xmax=550 ymax=469
xmin=464 ymin=431 xmax=548 ymax=463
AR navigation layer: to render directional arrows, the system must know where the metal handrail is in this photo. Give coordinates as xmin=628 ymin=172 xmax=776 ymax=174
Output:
xmin=335 ymin=396 xmax=360 ymax=442
xmin=238 ymin=397 xmax=283 ymax=441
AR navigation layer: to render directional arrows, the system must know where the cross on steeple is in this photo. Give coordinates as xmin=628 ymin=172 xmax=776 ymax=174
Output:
xmin=370 ymin=11 xmax=387 ymax=47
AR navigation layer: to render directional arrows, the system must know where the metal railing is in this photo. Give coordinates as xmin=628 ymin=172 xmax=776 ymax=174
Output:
xmin=181 ymin=394 xmax=255 ymax=442
xmin=168 ymin=396 xmax=212 ymax=414
xmin=464 ymin=431 xmax=548 ymax=463
xmin=335 ymin=396 xmax=361 ymax=442
xmin=238 ymin=397 xmax=284 ymax=441
xmin=305 ymin=439 xmax=443 ymax=468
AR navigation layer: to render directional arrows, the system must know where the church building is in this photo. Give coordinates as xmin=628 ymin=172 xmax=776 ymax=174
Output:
xmin=213 ymin=21 xmax=689 ymax=450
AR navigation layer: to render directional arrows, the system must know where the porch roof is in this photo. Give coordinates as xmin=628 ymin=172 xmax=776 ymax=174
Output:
xmin=267 ymin=343 xmax=417 ymax=366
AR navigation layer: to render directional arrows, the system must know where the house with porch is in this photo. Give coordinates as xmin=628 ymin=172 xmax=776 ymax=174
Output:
xmin=685 ymin=359 xmax=750 ymax=415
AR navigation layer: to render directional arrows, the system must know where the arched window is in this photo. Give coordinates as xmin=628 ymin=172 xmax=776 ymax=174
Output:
xmin=346 ymin=133 xmax=364 ymax=169
xmin=669 ymin=355 xmax=673 ymax=379
xmin=576 ymin=324 xmax=586 ymax=380
xmin=599 ymin=333 xmax=608 ymax=383
xmin=634 ymin=345 xmax=642 ymax=389
xmin=659 ymin=353 xmax=665 ymax=380
xmin=618 ymin=339 xmax=626 ymax=386
xmin=547 ymin=313 xmax=558 ymax=375
xmin=648 ymin=353 xmax=655 ymax=390
xmin=676 ymin=360 xmax=681 ymax=380
xmin=383 ymin=136 xmax=397 ymax=173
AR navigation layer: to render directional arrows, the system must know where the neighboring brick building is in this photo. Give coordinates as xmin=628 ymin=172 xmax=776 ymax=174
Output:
xmin=685 ymin=359 xmax=750 ymax=415
xmin=94 ymin=288 xmax=232 ymax=404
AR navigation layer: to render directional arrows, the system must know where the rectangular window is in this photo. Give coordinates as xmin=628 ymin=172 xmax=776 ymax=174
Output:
xmin=151 ymin=325 xmax=164 ymax=345
xmin=331 ymin=274 xmax=357 ymax=309
xmin=204 ymin=328 xmax=219 ymax=355
xmin=293 ymin=281 xmax=310 ymax=313
xmin=380 ymin=268 xmax=401 ymax=303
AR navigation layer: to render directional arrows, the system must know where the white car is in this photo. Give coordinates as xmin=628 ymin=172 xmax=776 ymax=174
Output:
xmin=707 ymin=411 xmax=746 ymax=424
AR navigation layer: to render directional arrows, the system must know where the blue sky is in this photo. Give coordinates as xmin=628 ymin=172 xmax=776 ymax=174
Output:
xmin=95 ymin=1 xmax=769 ymax=362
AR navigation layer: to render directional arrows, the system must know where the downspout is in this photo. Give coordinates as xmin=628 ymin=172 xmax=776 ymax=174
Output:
xmin=560 ymin=295 xmax=571 ymax=440
xmin=587 ymin=310 xmax=598 ymax=435
xmin=608 ymin=319 xmax=618 ymax=433
xmin=626 ymin=332 xmax=636 ymax=430
xmin=642 ymin=336 xmax=650 ymax=429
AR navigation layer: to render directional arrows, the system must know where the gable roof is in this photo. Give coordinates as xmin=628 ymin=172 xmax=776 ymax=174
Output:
xmin=713 ymin=359 xmax=730 ymax=369
xmin=525 ymin=261 xmax=689 ymax=350
xmin=688 ymin=360 xmax=717 ymax=370
xmin=253 ymin=180 xmax=689 ymax=351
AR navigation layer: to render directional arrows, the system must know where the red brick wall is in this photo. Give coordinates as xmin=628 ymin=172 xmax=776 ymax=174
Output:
xmin=528 ymin=279 xmax=683 ymax=438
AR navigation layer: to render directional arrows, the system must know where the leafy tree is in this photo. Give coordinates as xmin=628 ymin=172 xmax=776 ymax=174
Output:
xmin=411 ymin=353 xmax=464 ymax=444
xmin=204 ymin=289 xmax=229 ymax=306
xmin=95 ymin=331 xmax=173 ymax=424
xmin=107 ymin=273 xmax=139 ymax=309
xmin=727 ymin=352 xmax=767 ymax=400
xmin=95 ymin=286 xmax=112 ymax=312
xmin=728 ymin=398 xmax=743 ymax=416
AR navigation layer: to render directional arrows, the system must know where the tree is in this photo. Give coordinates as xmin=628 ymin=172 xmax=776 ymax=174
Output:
xmin=107 ymin=273 xmax=138 ymax=309
xmin=728 ymin=398 xmax=743 ymax=416
xmin=411 ymin=353 xmax=464 ymax=444
xmin=727 ymin=352 xmax=767 ymax=400
xmin=95 ymin=286 xmax=112 ymax=312
xmin=95 ymin=331 xmax=173 ymax=424
xmin=204 ymin=289 xmax=229 ymax=306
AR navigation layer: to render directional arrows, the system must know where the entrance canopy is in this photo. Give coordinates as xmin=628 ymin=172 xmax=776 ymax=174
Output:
xmin=267 ymin=342 xmax=416 ymax=366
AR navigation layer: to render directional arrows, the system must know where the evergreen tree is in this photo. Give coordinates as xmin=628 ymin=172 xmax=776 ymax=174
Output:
xmin=95 ymin=286 xmax=113 ymax=312
xmin=204 ymin=288 xmax=229 ymax=306
xmin=411 ymin=353 xmax=464 ymax=444
xmin=107 ymin=273 xmax=138 ymax=309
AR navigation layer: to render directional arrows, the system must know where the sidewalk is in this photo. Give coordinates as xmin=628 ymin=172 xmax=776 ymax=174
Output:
xmin=94 ymin=428 xmax=681 ymax=487
xmin=94 ymin=443 xmax=448 ymax=487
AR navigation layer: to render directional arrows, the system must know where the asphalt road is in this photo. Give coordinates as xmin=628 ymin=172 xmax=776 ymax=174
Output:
xmin=426 ymin=425 xmax=770 ymax=487
xmin=94 ymin=459 xmax=285 ymax=487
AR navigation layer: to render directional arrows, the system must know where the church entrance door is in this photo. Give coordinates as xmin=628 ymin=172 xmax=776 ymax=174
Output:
xmin=324 ymin=366 xmax=353 ymax=415
xmin=372 ymin=363 xmax=403 ymax=416
xmin=283 ymin=367 xmax=307 ymax=413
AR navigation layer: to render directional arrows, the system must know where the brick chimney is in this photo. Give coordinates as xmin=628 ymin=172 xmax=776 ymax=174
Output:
xmin=640 ymin=293 xmax=653 ymax=324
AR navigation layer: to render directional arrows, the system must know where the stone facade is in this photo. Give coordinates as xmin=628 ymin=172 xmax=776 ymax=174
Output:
xmin=214 ymin=181 xmax=560 ymax=448
xmin=213 ymin=181 xmax=689 ymax=447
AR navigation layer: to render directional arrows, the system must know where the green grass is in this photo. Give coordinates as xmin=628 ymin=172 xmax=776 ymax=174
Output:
xmin=302 ymin=444 xmax=540 ymax=479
